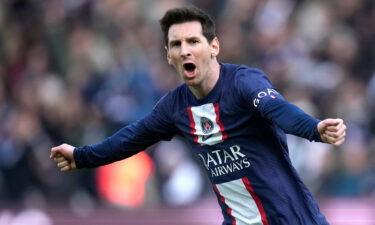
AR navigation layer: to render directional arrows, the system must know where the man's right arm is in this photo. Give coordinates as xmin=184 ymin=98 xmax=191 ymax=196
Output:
xmin=51 ymin=92 xmax=179 ymax=170
xmin=73 ymin=117 xmax=176 ymax=168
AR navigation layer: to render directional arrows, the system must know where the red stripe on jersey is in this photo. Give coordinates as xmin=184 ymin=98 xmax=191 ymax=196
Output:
xmin=242 ymin=177 xmax=269 ymax=225
xmin=213 ymin=184 xmax=236 ymax=225
xmin=213 ymin=103 xmax=228 ymax=140
xmin=187 ymin=107 xmax=198 ymax=144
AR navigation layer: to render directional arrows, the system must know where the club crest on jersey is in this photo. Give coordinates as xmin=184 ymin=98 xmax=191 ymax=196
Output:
xmin=187 ymin=103 xmax=227 ymax=146
xmin=201 ymin=117 xmax=214 ymax=134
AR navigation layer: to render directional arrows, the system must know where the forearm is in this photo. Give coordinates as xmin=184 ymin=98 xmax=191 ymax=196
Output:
xmin=74 ymin=139 xmax=122 ymax=168
xmin=74 ymin=138 xmax=143 ymax=169
xmin=261 ymin=98 xmax=322 ymax=142
xmin=74 ymin=121 xmax=161 ymax=168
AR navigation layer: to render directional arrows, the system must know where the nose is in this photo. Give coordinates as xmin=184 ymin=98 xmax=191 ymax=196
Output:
xmin=180 ymin=42 xmax=191 ymax=58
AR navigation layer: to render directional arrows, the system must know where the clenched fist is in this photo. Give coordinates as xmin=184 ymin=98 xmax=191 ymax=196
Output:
xmin=317 ymin=118 xmax=346 ymax=147
xmin=50 ymin=143 xmax=77 ymax=171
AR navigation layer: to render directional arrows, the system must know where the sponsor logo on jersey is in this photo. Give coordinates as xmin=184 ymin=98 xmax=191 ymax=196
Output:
xmin=202 ymin=134 xmax=214 ymax=142
xmin=253 ymin=88 xmax=279 ymax=108
xmin=198 ymin=145 xmax=251 ymax=177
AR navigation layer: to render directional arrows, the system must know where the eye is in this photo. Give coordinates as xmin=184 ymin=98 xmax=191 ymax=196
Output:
xmin=190 ymin=39 xmax=199 ymax=44
xmin=170 ymin=41 xmax=181 ymax=48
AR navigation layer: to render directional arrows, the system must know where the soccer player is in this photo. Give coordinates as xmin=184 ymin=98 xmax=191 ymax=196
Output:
xmin=51 ymin=6 xmax=346 ymax=225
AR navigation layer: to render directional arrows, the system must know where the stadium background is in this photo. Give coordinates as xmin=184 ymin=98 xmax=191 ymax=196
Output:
xmin=0 ymin=0 xmax=374 ymax=224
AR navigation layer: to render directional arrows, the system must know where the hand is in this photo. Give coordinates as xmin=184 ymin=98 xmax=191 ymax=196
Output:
xmin=317 ymin=118 xmax=346 ymax=147
xmin=50 ymin=143 xmax=77 ymax=171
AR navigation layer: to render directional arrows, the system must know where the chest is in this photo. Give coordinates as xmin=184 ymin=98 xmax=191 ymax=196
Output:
xmin=173 ymin=97 xmax=255 ymax=146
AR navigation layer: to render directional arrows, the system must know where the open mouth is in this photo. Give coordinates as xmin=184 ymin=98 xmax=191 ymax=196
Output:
xmin=183 ymin=63 xmax=196 ymax=73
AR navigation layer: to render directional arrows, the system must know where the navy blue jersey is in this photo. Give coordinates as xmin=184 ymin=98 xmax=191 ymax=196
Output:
xmin=75 ymin=63 xmax=329 ymax=225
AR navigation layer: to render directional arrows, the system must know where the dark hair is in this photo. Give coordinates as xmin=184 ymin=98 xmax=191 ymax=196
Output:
xmin=159 ymin=6 xmax=216 ymax=47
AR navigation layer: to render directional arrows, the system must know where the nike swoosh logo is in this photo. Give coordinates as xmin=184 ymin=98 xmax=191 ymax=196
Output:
xmin=202 ymin=134 xmax=214 ymax=142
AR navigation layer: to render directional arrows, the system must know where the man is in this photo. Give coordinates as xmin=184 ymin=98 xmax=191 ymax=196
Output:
xmin=51 ymin=6 xmax=346 ymax=225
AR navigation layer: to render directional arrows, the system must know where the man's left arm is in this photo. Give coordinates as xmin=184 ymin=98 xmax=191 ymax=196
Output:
xmin=235 ymin=68 xmax=346 ymax=146
xmin=260 ymin=96 xmax=346 ymax=146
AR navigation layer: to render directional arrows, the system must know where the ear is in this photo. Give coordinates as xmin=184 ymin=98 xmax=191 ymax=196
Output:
xmin=210 ymin=37 xmax=220 ymax=58
xmin=165 ymin=46 xmax=172 ymax=65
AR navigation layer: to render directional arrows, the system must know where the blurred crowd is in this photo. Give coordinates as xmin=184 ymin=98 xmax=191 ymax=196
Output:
xmin=0 ymin=0 xmax=375 ymax=218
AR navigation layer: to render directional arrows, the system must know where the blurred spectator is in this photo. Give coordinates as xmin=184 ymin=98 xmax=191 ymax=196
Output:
xmin=153 ymin=138 xmax=206 ymax=206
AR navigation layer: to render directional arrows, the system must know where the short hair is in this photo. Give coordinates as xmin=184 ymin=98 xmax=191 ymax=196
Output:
xmin=159 ymin=6 xmax=216 ymax=47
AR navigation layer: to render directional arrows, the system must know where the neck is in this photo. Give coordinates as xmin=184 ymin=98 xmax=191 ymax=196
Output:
xmin=189 ymin=60 xmax=220 ymax=99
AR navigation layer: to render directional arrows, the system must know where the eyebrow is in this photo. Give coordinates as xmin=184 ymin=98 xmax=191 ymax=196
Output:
xmin=169 ymin=36 xmax=200 ymax=45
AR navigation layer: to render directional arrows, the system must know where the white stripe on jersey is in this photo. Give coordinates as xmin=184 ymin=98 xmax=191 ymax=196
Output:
xmin=215 ymin=178 xmax=265 ymax=225
xmin=190 ymin=103 xmax=223 ymax=145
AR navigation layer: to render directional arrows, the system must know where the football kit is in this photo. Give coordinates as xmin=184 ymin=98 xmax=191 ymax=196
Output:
xmin=74 ymin=63 xmax=329 ymax=225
